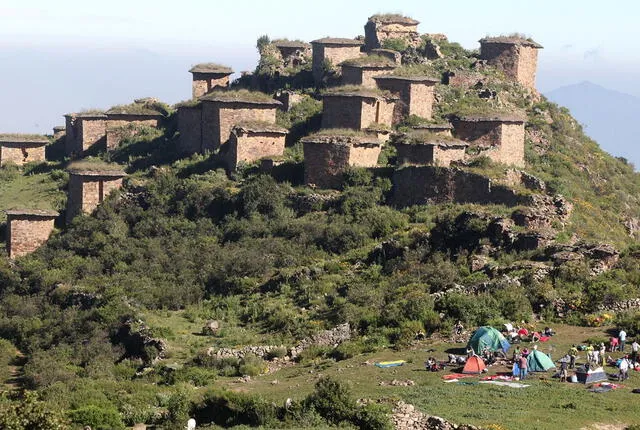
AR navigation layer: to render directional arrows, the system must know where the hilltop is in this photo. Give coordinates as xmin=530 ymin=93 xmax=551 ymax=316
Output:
xmin=1 ymin=13 xmax=640 ymax=430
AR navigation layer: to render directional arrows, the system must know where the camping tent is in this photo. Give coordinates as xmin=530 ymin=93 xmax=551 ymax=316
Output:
xmin=576 ymin=366 xmax=608 ymax=384
xmin=462 ymin=356 xmax=486 ymax=374
xmin=467 ymin=326 xmax=510 ymax=355
xmin=526 ymin=350 xmax=556 ymax=372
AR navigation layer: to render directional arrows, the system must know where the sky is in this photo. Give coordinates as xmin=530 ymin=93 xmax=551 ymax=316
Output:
xmin=1 ymin=0 xmax=639 ymax=134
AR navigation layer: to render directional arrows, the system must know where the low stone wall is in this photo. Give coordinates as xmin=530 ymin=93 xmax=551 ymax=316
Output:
xmin=392 ymin=402 xmax=479 ymax=430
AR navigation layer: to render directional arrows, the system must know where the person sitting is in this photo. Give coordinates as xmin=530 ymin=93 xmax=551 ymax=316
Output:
xmin=531 ymin=331 xmax=541 ymax=342
xmin=544 ymin=327 xmax=555 ymax=337
xmin=454 ymin=320 xmax=464 ymax=335
xmin=466 ymin=347 xmax=475 ymax=358
xmin=448 ymin=354 xmax=458 ymax=364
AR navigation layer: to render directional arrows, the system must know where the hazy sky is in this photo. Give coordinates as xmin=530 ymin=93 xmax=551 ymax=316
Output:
xmin=1 ymin=0 xmax=639 ymax=133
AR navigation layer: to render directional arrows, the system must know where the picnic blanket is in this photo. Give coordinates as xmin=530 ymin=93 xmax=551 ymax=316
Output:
xmin=442 ymin=373 xmax=476 ymax=380
xmin=539 ymin=336 xmax=551 ymax=342
xmin=481 ymin=375 xmax=515 ymax=381
xmin=479 ymin=381 xmax=530 ymax=388
xmin=375 ymin=360 xmax=406 ymax=368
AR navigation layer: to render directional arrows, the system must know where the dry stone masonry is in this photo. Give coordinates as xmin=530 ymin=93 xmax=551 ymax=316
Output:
xmin=226 ymin=122 xmax=288 ymax=170
xmin=322 ymin=89 xmax=396 ymax=130
xmin=340 ymin=57 xmax=397 ymax=88
xmin=479 ymin=36 xmax=543 ymax=91
xmin=64 ymin=113 xmax=107 ymax=157
xmin=374 ymin=75 xmax=438 ymax=120
xmin=5 ymin=209 xmax=58 ymax=259
xmin=303 ymin=133 xmax=382 ymax=189
xmin=189 ymin=63 xmax=233 ymax=99
xmin=66 ymin=164 xmax=126 ymax=223
xmin=0 ymin=134 xmax=48 ymax=166
xmin=364 ymin=14 xmax=421 ymax=51
xmin=311 ymin=38 xmax=364 ymax=83
xmin=393 ymin=132 xmax=468 ymax=167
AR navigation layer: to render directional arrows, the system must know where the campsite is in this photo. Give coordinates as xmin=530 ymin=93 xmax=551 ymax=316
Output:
xmin=207 ymin=324 xmax=640 ymax=429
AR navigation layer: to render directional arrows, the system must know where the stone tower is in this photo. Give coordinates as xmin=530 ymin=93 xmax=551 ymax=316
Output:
xmin=66 ymin=164 xmax=126 ymax=223
xmin=189 ymin=63 xmax=233 ymax=99
xmin=479 ymin=36 xmax=543 ymax=91
xmin=6 ymin=209 xmax=58 ymax=259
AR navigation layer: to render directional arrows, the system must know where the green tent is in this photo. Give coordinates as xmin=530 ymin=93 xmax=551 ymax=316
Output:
xmin=467 ymin=326 xmax=510 ymax=355
xmin=526 ymin=350 xmax=556 ymax=372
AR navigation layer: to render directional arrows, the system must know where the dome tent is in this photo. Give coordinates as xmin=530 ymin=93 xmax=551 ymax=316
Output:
xmin=462 ymin=355 xmax=486 ymax=374
xmin=526 ymin=349 xmax=556 ymax=372
xmin=467 ymin=326 xmax=510 ymax=355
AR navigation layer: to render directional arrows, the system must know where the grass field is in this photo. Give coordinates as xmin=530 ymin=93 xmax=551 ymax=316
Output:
xmin=175 ymin=322 xmax=638 ymax=430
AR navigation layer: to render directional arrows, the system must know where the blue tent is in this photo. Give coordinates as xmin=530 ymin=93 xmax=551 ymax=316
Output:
xmin=467 ymin=326 xmax=511 ymax=355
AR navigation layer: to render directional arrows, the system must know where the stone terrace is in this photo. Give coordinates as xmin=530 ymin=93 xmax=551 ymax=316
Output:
xmin=6 ymin=209 xmax=58 ymax=259
xmin=452 ymin=113 xmax=526 ymax=167
xmin=189 ymin=63 xmax=233 ymax=99
xmin=0 ymin=134 xmax=49 ymax=166
xmin=479 ymin=36 xmax=543 ymax=91
xmin=66 ymin=163 xmax=126 ymax=223
xmin=311 ymin=38 xmax=364 ymax=82
xmin=302 ymin=132 xmax=381 ymax=189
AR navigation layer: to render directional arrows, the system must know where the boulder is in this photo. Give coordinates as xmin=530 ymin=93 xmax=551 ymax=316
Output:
xmin=202 ymin=320 xmax=220 ymax=336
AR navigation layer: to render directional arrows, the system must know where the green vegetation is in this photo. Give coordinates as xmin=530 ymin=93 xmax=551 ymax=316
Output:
xmin=341 ymin=55 xmax=395 ymax=67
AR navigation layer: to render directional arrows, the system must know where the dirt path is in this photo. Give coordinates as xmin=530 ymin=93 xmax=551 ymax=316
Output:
xmin=2 ymin=350 xmax=25 ymax=392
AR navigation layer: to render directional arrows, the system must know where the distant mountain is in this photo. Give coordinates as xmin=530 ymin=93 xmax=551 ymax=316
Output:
xmin=546 ymin=81 xmax=640 ymax=167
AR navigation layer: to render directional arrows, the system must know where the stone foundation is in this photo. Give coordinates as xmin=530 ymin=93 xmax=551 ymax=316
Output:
xmin=303 ymin=135 xmax=381 ymax=188
xmin=6 ymin=209 xmax=58 ymax=259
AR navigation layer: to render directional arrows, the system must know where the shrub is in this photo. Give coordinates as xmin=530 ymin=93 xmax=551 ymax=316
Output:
xmin=68 ymin=405 xmax=125 ymax=430
xmin=382 ymin=38 xmax=409 ymax=52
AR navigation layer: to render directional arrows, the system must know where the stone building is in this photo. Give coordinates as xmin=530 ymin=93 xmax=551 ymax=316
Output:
xmin=0 ymin=134 xmax=48 ymax=166
xmin=410 ymin=123 xmax=453 ymax=137
xmin=64 ymin=112 xmax=107 ymax=157
xmin=275 ymin=90 xmax=305 ymax=112
xmin=392 ymin=131 xmax=468 ymax=166
xmin=105 ymin=101 xmax=166 ymax=150
xmin=226 ymin=122 xmax=288 ymax=170
xmin=364 ymin=14 xmax=420 ymax=51
xmin=199 ymin=90 xmax=282 ymax=152
xmin=66 ymin=164 xmax=126 ymax=223
xmin=5 ymin=209 xmax=58 ymax=259
xmin=321 ymin=88 xmax=396 ymax=130
xmin=452 ymin=113 xmax=526 ymax=167
xmin=479 ymin=36 xmax=543 ymax=90
xmin=374 ymin=75 xmax=438 ymax=121
xmin=311 ymin=38 xmax=364 ymax=82
xmin=176 ymin=102 xmax=203 ymax=155
xmin=302 ymin=133 xmax=381 ymax=189
xmin=272 ymin=40 xmax=312 ymax=68
xmin=340 ymin=56 xmax=396 ymax=88
xmin=189 ymin=63 xmax=233 ymax=99
xmin=53 ymin=126 xmax=66 ymax=140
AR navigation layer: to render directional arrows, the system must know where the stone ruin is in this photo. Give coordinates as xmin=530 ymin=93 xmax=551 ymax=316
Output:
xmin=374 ymin=75 xmax=438 ymax=120
xmin=0 ymin=134 xmax=49 ymax=166
xmin=392 ymin=131 xmax=468 ymax=167
xmin=226 ymin=121 xmax=288 ymax=170
xmin=302 ymin=133 xmax=381 ymax=189
xmin=321 ymin=88 xmax=396 ymax=131
xmin=452 ymin=113 xmax=526 ymax=167
xmin=5 ymin=209 xmax=58 ymax=259
xmin=479 ymin=36 xmax=543 ymax=91
xmin=271 ymin=40 xmax=312 ymax=68
xmin=311 ymin=38 xmax=364 ymax=82
xmin=64 ymin=112 xmax=108 ymax=157
xmin=409 ymin=122 xmax=454 ymax=136
xmin=340 ymin=56 xmax=397 ymax=88
xmin=52 ymin=126 xmax=66 ymax=140
xmin=189 ymin=63 xmax=233 ymax=99
xmin=66 ymin=164 xmax=126 ymax=223
xmin=364 ymin=14 xmax=421 ymax=51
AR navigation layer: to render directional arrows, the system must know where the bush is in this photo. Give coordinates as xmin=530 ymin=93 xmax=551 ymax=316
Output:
xmin=69 ymin=405 xmax=125 ymax=430
xmin=382 ymin=38 xmax=409 ymax=52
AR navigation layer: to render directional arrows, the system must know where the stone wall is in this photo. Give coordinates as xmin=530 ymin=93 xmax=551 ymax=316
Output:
xmin=227 ymin=130 xmax=286 ymax=170
xmin=433 ymin=146 xmax=466 ymax=167
xmin=105 ymin=117 xmax=160 ymax=150
xmin=453 ymin=120 xmax=524 ymax=167
xmin=391 ymin=166 xmax=525 ymax=207
xmin=395 ymin=144 xmax=435 ymax=165
xmin=498 ymin=122 xmax=525 ymax=167
xmin=516 ymin=46 xmax=540 ymax=90
xmin=322 ymin=96 xmax=363 ymax=129
xmin=312 ymin=44 xmax=363 ymax=82
xmin=191 ymin=73 xmax=230 ymax=98
xmin=364 ymin=20 xmax=420 ymax=51
xmin=480 ymin=43 xmax=539 ymax=90
xmin=201 ymin=102 xmax=277 ymax=151
xmin=341 ymin=66 xmax=394 ymax=88
xmin=0 ymin=142 xmax=46 ymax=166
xmin=67 ymin=118 xmax=107 ymax=156
xmin=375 ymin=79 xmax=435 ymax=121
xmin=64 ymin=116 xmax=77 ymax=156
xmin=6 ymin=212 xmax=57 ymax=259
xmin=67 ymin=174 xmax=124 ymax=223
xmin=177 ymin=105 xmax=203 ymax=155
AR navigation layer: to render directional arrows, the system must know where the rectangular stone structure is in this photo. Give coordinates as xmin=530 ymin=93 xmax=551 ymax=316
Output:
xmin=322 ymin=89 xmax=396 ymax=130
xmin=302 ymin=133 xmax=381 ymax=189
xmin=199 ymin=91 xmax=281 ymax=152
xmin=393 ymin=132 xmax=468 ymax=167
xmin=189 ymin=63 xmax=233 ymax=99
xmin=66 ymin=165 xmax=126 ymax=223
xmin=0 ymin=134 xmax=48 ymax=166
xmin=311 ymin=38 xmax=364 ymax=83
xmin=64 ymin=113 xmax=107 ymax=157
xmin=272 ymin=40 xmax=312 ymax=68
xmin=226 ymin=122 xmax=288 ymax=170
xmin=364 ymin=15 xmax=420 ymax=51
xmin=479 ymin=37 xmax=543 ymax=91
xmin=53 ymin=126 xmax=66 ymax=140
xmin=177 ymin=104 xmax=203 ymax=155
xmin=374 ymin=75 xmax=438 ymax=121
xmin=340 ymin=58 xmax=396 ymax=88
xmin=6 ymin=209 xmax=58 ymax=259
xmin=452 ymin=113 xmax=526 ymax=167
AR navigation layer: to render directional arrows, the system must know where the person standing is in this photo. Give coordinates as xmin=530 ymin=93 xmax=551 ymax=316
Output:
xmin=519 ymin=354 xmax=528 ymax=380
xmin=559 ymin=359 xmax=568 ymax=382
xmin=569 ymin=345 xmax=578 ymax=369
xmin=619 ymin=329 xmax=627 ymax=352
xmin=631 ymin=339 xmax=639 ymax=363
xmin=599 ymin=343 xmax=606 ymax=367
xmin=618 ymin=355 xmax=630 ymax=381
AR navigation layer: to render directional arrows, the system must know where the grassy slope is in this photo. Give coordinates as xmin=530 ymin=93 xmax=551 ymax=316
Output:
xmin=0 ymin=166 xmax=66 ymax=223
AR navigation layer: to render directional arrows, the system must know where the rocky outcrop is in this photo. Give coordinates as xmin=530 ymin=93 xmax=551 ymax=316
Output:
xmin=546 ymin=242 xmax=619 ymax=274
xmin=115 ymin=319 xmax=167 ymax=364
xmin=503 ymin=169 xmax=546 ymax=191
xmin=392 ymin=402 xmax=479 ymax=430
xmin=512 ymin=194 xmax=572 ymax=229
xmin=597 ymin=298 xmax=640 ymax=313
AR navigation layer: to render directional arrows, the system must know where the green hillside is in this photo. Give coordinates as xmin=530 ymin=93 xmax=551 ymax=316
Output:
xmin=1 ymin=30 xmax=640 ymax=430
